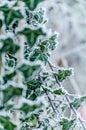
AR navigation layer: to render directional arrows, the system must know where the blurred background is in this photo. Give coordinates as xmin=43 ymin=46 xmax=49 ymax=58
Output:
xmin=39 ymin=0 xmax=86 ymax=96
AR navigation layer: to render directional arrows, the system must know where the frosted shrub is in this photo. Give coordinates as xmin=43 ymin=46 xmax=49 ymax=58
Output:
xmin=0 ymin=0 xmax=86 ymax=130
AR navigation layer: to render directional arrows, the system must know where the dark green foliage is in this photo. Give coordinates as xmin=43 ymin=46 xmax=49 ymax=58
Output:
xmin=0 ymin=5 xmax=23 ymax=26
xmin=29 ymin=114 xmax=38 ymax=127
xmin=26 ymin=8 xmax=44 ymax=26
xmin=55 ymin=69 xmax=72 ymax=82
xmin=18 ymin=28 xmax=46 ymax=47
xmin=54 ymin=89 xmax=64 ymax=95
xmin=30 ymin=48 xmax=48 ymax=64
xmin=0 ymin=19 xmax=3 ymax=28
xmin=30 ymin=49 xmax=41 ymax=61
xmin=60 ymin=119 xmax=75 ymax=130
xmin=3 ymin=71 xmax=16 ymax=84
xmin=40 ymin=34 xmax=57 ymax=51
xmin=3 ymin=85 xmax=23 ymax=103
xmin=20 ymin=103 xmax=42 ymax=115
xmin=0 ymin=116 xmax=16 ymax=130
xmin=30 ymin=35 xmax=57 ymax=63
xmin=22 ymin=0 xmax=45 ymax=10
xmin=29 ymin=93 xmax=37 ymax=100
xmin=48 ymin=34 xmax=57 ymax=50
xmin=26 ymin=79 xmax=41 ymax=90
xmin=0 ymin=38 xmax=20 ymax=54
xmin=5 ymin=54 xmax=17 ymax=68
xmin=26 ymin=79 xmax=42 ymax=99
xmin=20 ymin=113 xmax=40 ymax=129
xmin=24 ymin=42 xmax=31 ymax=60
xmin=18 ymin=64 xmax=41 ymax=80
xmin=71 ymin=96 xmax=86 ymax=109
xmin=12 ymin=20 xmax=19 ymax=33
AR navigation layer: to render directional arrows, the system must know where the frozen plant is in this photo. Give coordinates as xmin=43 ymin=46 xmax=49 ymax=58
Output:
xmin=0 ymin=0 xmax=86 ymax=130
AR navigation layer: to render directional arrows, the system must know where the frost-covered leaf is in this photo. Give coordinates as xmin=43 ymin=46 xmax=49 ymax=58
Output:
xmin=3 ymin=71 xmax=16 ymax=84
xmin=19 ymin=28 xmax=46 ymax=47
xmin=30 ymin=49 xmax=41 ymax=61
xmin=26 ymin=78 xmax=42 ymax=99
xmin=29 ymin=93 xmax=37 ymax=101
xmin=3 ymin=85 xmax=23 ymax=103
xmin=71 ymin=96 xmax=86 ymax=109
xmin=20 ymin=103 xmax=42 ymax=115
xmin=29 ymin=114 xmax=38 ymax=127
xmin=0 ymin=5 xmax=23 ymax=26
xmin=26 ymin=8 xmax=44 ymax=26
xmin=19 ymin=64 xmax=41 ymax=80
xmin=26 ymin=79 xmax=41 ymax=90
xmin=30 ymin=48 xmax=48 ymax=64
xmin=54 ymin=89 xmax=64 ymax=95
xmin=22 ymin=0 xmax=45 ymax=10
xmin=0 ymin=116 xmax=16 ymax=130
xmin=60 ymin=118 xmax=75 ymax=130
xmin=49 ymin=34 xmax=57 ymax=50
xmin=55 ymin=69 xmax=72 ymax=82
xmin=5 ymin=54 xmax=17 ymax=68
xmin=0 ymin=38 xmax=20 ymax=54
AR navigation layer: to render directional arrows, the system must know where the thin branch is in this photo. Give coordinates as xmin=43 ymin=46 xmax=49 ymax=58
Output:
xmin=48 ymin=93 xmax=62 ymax=118
xmin=42 ymin=87 xmax=63 ymax=120
xmin=48 ymin=61 xmax=86 ymax=130
xmin=39 ymin=75 xmax=63 ymax=120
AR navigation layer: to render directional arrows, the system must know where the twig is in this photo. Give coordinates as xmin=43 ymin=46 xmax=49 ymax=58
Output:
xmin=39 ymin=75 xmax=63 ymax=120
xmin=42 ymin=87 xmax=63 ymax=120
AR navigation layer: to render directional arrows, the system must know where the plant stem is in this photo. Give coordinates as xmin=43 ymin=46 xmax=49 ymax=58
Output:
xmin=43 ymin=86 xmax=63 ymax=120
xmin=39 ymin=75 xmax=63 ymax=120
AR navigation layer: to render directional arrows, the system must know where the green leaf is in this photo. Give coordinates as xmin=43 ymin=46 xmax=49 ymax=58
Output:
xmin=40 ymin=44 xmax=47 ymax=53
xmin=54 ymin=89 xmax=64 ymax=95
xmin=29 ymin=93 xmax=37 ymax=101
xmin=5 ymin=59 xmax=15 ymax=68
xmin=5 ymin=54 xmax=17 ymax=68
xmin=30 ymin=48 xmax=48 ymax=64
xmin=3 ymin=85 xmax=23 ymax=103
xmin=30 ymin=49 xmax=41 ymax=61
xmin=18 ymin=28 xmax=46 ymax=47
xmin=71 ymin=96 xmax=86 ymax=109
xmin=30 ymin=114 xmax=38 ymax=126
xmin=26 ymin=78 xmax=41 ymax=90
xmin=55 ymin=69 xmax=72 ymax=82
xmin=26 ymin=79 xmax=42 ymax=98
xmin=49 ymin=34 xmax=57 ymax=50
xmin=60 ymin=119 xmax=75 ymax=130
xmin=19 ymin=64 xmax=41 ymax=80
xmin=0 ymin=38 xmax=20 ymax=54
xmin=0 ymin=5 xmax=23 ymax=26
xmin=0 ymin=19 xmax=3 ymax=28
xmin=22 ymin=0 xmax=45 ymax=10
xmin=20 ymin=103 xmax=42 ymax=115
xmin=0 ymin=116 xmax=16 ymax=130
xmin=3 ymin=71 xmax=16 ymax=84
xmin=5 ymin=104 xmax=14 ymax=111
